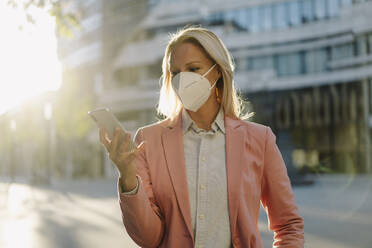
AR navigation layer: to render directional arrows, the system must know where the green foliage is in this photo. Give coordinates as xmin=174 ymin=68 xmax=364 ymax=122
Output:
xmin=7 ymin=0 xmax=81 ymax=39
xmin=49 ymin=2 xmax=81 ymax=39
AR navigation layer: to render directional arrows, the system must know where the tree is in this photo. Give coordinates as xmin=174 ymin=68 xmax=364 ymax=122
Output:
xmin=6 ymin=0 xmax=81 ymax=38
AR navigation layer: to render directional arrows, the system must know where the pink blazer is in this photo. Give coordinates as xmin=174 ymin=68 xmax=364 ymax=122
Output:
xmin=118 ymin=111 xmax=304 ymax=248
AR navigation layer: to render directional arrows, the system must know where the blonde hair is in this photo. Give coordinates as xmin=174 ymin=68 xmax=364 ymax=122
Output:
xmin=157 ymin=26 xmax=254 ymax=122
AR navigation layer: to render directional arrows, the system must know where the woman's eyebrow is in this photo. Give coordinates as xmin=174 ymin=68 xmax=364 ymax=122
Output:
xmin=170 ymin=61 xmax=202 ymax=72
xmin=185 ymin=61 xmax=202 ymax=66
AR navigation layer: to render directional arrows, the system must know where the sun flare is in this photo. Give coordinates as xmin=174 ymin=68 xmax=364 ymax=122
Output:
xmin=0 ymin=2 xmax=62 ymax=115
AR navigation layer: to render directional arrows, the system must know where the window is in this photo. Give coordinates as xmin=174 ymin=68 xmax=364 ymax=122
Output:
xmin=258 ymin=7 xmax=265 ymax=31
xmin=247 ymin=58 xmax=254 ymax=70
xmin=207 ymin=12 xmax=224 ymax=24
xmin=305 ymin=48 xmax=328 ymax=73
xmin=356 ymin=36 xmax=368 ymax=56
xmin=331 ymin=43 xmax=354 ymax=60
xmin=287 ymin=52 xmax=303 ymax=75
xmin=224 ymin=10 xmax=234 ymax=22
xmin=289 ymin=1 xmax=301 ymax=26
xmin=275 ymin=53 xmax=302 ymax=76
xmin=340 ymin=0 xmax=353 ymax=7
xmin=235 ymin=9 xmax=250 ymax=30
xmin=251 ymin=57 xmax=260 ymax=70
xmin=276 ymin=54 xmax=289 ymax=76
xmin=327 ymin=0 xmax=340 ymax=17
xmin=260 ymin=5 xmax=273 ymax=31
xmin=272 ymin=3 xmax=288 ymax=29
xmin=244 ymin=8 xmax=253 ymax=32
xmin=251 ymin=56 xmax=274 ymax=71
xmin=247 ymin=56 xmax=273 ymax=71
xmin=301 ymin=0 xmax=315 ymax=23
xmin=314 ymin=0 xmax=327 ymax=19
xmin=251 ymin=7 xmax=260 ymax=32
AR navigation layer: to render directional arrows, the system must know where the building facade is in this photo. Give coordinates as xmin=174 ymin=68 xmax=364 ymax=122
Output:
xmin=107 ymin=0 xmax=372 ymax=175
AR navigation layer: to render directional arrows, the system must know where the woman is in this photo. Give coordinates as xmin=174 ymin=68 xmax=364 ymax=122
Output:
xmin=99 ymin=26 xmax=304 ymax=248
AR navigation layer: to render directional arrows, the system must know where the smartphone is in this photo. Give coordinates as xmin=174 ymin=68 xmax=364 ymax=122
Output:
xmin=88 ymin=107 xmax=136 ymax=150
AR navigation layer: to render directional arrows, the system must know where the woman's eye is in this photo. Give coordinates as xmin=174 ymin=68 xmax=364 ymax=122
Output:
xmin=189 ymin=67 xmax=199 ymax=72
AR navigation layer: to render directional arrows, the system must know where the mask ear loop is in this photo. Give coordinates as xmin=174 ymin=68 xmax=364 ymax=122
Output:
xmin=202 ymin=64 xmax=216 ymax=77
xmin=204 ymin=63 xmax=218 ymax=90
xmin=209 ymin=78 xmax=218 ymax=90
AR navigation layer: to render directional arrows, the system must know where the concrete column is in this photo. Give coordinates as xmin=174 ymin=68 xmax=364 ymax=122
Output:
xmin=362 ymin=78 xmax=371 ymax=173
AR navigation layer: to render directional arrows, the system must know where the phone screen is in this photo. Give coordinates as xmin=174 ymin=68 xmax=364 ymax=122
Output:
xmin=88 ymin=108 xmax=136 ymax=150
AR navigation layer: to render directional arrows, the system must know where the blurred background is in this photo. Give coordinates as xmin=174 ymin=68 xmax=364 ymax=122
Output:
xmin=0 ymin=0 xmax=371 ymax=247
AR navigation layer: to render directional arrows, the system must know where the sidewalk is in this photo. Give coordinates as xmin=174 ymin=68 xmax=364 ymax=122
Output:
xmin=0 ymin=177 xmax=138 ymax=248
xmin=1 ymin=174 xmax=371 ymax=248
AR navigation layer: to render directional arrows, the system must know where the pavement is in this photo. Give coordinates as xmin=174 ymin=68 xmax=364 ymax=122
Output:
xmin=0 ymin=174 xmax=371 ymax=248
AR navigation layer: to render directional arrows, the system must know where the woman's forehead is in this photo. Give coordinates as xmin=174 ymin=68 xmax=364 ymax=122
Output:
xmin=169 ymin=42 xmax=211 ymax=68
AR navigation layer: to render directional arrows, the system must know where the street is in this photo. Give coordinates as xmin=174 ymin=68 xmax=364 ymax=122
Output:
xmin=0 ymin=174 xmax=371 ymax=248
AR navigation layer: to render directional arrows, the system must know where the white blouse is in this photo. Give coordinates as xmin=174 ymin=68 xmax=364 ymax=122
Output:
xmin=123 ymin=106 xmax=232 ymax=247
xmin=181 ymin=107 xmax=231 ymax=248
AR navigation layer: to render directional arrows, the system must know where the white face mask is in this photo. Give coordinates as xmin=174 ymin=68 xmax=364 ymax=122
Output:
xmin=172 ymin=64 xmax=218 ymax=112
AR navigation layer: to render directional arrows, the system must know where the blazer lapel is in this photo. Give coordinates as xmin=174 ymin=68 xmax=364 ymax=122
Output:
xmin=225 ymin=116 xmax=245 ymax=235
xmin=161 ymin=113 xmax=194 ymax=241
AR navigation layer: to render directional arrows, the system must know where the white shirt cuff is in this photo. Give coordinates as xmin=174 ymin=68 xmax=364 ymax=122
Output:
xmin=121 ymin=177 xmax=139 ymax=195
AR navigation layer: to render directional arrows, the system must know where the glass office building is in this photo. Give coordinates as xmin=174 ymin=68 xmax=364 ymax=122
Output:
xmin=105 ymin=0 xmax=372 ymax=175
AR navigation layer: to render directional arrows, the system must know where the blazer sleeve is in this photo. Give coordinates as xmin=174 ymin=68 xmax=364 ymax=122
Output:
xmin=260 ymin=126 xmax=305 ymax=248
xmin=117 ymin=128 xmax=165 ymax=248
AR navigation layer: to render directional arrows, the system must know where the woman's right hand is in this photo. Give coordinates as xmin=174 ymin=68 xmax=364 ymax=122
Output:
xmin=99 ymin=126 xmax=145 ymax=192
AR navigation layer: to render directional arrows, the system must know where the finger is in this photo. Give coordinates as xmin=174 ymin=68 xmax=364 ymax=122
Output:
xmin=119 ymin=132 xmax=131 ymax=154
xmin=128 ymin=143 xmax=144 ymax=159
xmin=111 ymin=127 xmax=121 ymax=159
xmin=118 ymin=150 xmax=138 ymax=165
xmin=118 ymin=143 xmax=141 ymax=160
xmin=99 ymin=127 xmax=110 ymax=151
xmin=116 ymin=140 xmax=146 ymax=166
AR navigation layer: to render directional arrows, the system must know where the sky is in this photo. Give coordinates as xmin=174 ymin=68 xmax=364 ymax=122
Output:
xmin=0 ymin=2 xmax=62 ymax=115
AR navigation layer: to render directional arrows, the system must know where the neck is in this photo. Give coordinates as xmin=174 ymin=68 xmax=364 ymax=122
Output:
xmin=187 ymin=97 xmax=220 ymax=131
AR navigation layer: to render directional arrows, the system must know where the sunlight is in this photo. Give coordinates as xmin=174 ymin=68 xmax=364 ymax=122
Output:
xmin=2 ymin=184 xmax=34 ymax=248
xmin=7 ymin=184 xmax=30 ymax=216
xmin=0 ymin=2 xmax=62 ymax=115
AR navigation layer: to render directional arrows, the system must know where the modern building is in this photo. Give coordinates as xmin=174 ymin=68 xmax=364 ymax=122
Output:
xmin=106 ymin=0 xmax=372 ymax=176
